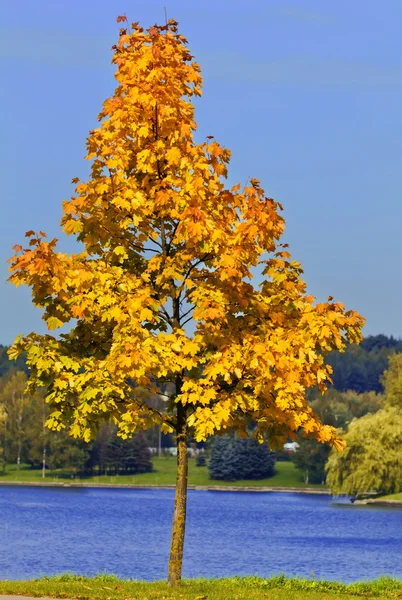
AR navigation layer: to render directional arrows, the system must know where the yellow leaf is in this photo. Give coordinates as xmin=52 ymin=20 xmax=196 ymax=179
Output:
xmin=47 ymin=316 xmax=64 ymax=330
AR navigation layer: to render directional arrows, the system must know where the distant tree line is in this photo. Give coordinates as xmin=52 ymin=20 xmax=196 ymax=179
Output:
xmin=325 ymin=334 xmax=402 ymax=394
xmin=0 ymin=346 xmax=28 ymax=378
xmin=0 ymin=370 xmax=153 ymax=476
xmin=1 ymin=334 xmax=401 ymax=491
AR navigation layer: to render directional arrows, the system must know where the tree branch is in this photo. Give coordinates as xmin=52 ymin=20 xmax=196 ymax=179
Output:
xmin=158 ymin=307 xmax=174 ymax=327
xmin=179 ymin=305 xmax=194 ymax=321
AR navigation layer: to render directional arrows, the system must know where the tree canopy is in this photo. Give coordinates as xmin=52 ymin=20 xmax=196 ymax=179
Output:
xmin=326 ymin=407 xmax=402 ymax=497
xmin=326 ymin=353 xmax=402 ymax=497
xmin=381 ymin=353 xmax=402 ymax=408
xmin=209 ymin=434 xmax=276 ymax=481
xmin=7 ymin=17 xmax=364 ymax=584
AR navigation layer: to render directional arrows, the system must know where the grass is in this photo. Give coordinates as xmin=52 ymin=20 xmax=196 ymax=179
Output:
xmin=0 ymin=458 xmax=326 ymax=490
xmin=374 ymin=492 xmax=402 ymax=502
xmin=0 ymin=574 xmax=401 ymax=600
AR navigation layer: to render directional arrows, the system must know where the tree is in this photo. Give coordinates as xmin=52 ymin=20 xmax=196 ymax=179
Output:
xmin=0 ymin=346 xmax=28 ymax=378
xmin=27 ymin=426 xmax=90 ymax=473
xmin=24 ymin=390 xmax=49 ymax=478
xmin=233 ymin=436 xmax=276 ymax=480
xmin=130 ymin=432 xmax=153 ymax=473
xmin=291 ymin=438 xmax=330 ymax=484
xmin=209 ymin=434 xmax=275 ymax=481
xmin=0 ymin=371 xmax=30 ymax=469
xmin=381 ymin=353 xmax=402 ymax=408
xmin=7 ymin=17 xmax=364 ymax=585
xmin=0 ymin=403 xmax=6 ymax=471
xmin=209 ymin=435 xmax=237 ymax=480
xmin=326 ymin=407 xmax=402 ymax=496
xmin=326 ymin=335 xmax=402 ymax=394
xmin=309 ymin=388 xmax=382 ymax=429
xmin=293 ymin=388 xmax=382 ymax=484
xmin=195 ymin=450 xmax=206 ymax=466
xmin=105 ymin=430 xmax=152 ymax=474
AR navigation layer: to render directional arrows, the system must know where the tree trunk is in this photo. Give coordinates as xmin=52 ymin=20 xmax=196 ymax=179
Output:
xmin=168 ymin=406 xmax=188 ymax=586
xmin=3 ymin=427 xmax=6 ymax=473
xmin=42 ymin=445 xmax=46 ymax=479
xmin=17 ymin=440 xmax=21 ymax=470
xmin=42 ymin=402 xmax=46 ymax=479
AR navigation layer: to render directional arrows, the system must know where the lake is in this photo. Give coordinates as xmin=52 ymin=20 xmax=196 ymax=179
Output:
xmin=0 ymin=486 xmax=401 ymax=582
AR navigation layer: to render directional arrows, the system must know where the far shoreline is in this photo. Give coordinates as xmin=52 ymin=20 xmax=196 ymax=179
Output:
xmin=354 ymin=497 xmax=402 ymax=507
xmin=0 ymin=480 xmax=330 ymax=494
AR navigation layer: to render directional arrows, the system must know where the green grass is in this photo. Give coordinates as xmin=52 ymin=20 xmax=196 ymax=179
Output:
xmin=374 ymin=492 xmax=402 ymax=502
xmin=0 ymin=458 xmax=326 ymax=490
xmin=0 ymin=574 xmax=401 ymax=600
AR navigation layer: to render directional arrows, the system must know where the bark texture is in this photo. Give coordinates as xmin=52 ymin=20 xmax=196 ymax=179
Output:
xmin=167 ymin=405 xmax=188 ymax=586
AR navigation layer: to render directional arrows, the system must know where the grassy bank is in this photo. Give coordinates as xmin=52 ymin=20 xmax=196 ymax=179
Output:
xmin=377 ymin=492 xmax=402 ymax=502
xmin=0 ymin=574 xmax=401 ymax=600
xmin=0 ymin=458 xmax=325 ymax=489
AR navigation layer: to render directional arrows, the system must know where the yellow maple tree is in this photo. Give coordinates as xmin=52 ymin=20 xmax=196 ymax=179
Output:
xmin=8 ymin=17 xmax=364 ymax=585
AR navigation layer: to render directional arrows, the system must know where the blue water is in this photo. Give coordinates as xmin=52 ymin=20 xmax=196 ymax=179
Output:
xmin=0 ymin=487 xmax=401 ymax=582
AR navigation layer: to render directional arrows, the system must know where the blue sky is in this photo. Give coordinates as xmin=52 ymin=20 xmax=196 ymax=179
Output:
xmin=1 ymin=0 xmax=402 ymax=345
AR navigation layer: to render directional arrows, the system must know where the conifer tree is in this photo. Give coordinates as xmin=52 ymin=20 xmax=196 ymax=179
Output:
xmin=130 ymin=432 xmax=153 ymax=473
xmin=8 ymin=17 xmax=364 ymax=585
xmin=195 ymin=450 xmax=206 ymax=467
xmin=209 ymin=435 xmax=236 ymax=480
xmin=209 ymin=434 xmax=275 ymax=481
xmin=234 ymin=436 xmax=276 ymax=480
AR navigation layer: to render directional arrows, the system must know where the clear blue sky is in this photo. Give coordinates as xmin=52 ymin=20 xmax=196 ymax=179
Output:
xmin=1 ymin=0 xmax=402 ymax=345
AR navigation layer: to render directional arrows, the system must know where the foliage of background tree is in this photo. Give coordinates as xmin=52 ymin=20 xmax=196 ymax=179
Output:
xmin=0 ymin=378 xmax=153 ymax=476
xmin=208 ymin=436 xmax=234 ymax=480
xmin=233 ymin=436 xmax=276 ymax=480
xmin=195 ymin=450 xmax=206 ymax=467
xmin=27 ymin=426 xmax=90 ymax=473
xmin=1 ymin=371 xmax=30 ymax=469
xmin=103 ymin=430 xmax=152 ymax=474
xmin=291 ymin=438 xmax=330 ymax=484
xmin=209 ymin=434 xmax=276 ymax=481
xmin=308 ymin=388 xmax=382 ymax=429
xmin=326 ymin=354 xmax=402 ymax=496
xmin=326 ymin=407 xmax=402 ymax=496
xmin=0 ymin=346 xmax=28 ymax=378
xmin=292 ymin=388 xmax=382 ymax=484
xmin=381 ymin=353 xmax=402 ymax=408
xmin=0 ymin=403 xmax=6 ymax=469
xmin=326 ymin=335 xmax=402 ymax=394
xmin=7 ymin=17 xmax=363 ymax=585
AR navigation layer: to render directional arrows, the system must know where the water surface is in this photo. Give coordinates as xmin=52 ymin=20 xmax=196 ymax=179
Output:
xmin=0 ymin=486 xmax=401 ymax=582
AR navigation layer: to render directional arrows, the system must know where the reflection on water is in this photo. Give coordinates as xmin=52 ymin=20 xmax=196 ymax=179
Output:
xmin=0 ymin=487 xmax=401 ymax=582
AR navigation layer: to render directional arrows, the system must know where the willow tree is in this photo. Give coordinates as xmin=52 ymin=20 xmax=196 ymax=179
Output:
xmin=382 ymin=353 xmax=402 ymax=408
xmin=326 ymin=407 xmax=402 ymax=497
xmin=8 ymin=17 xmax=364 ymax=585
